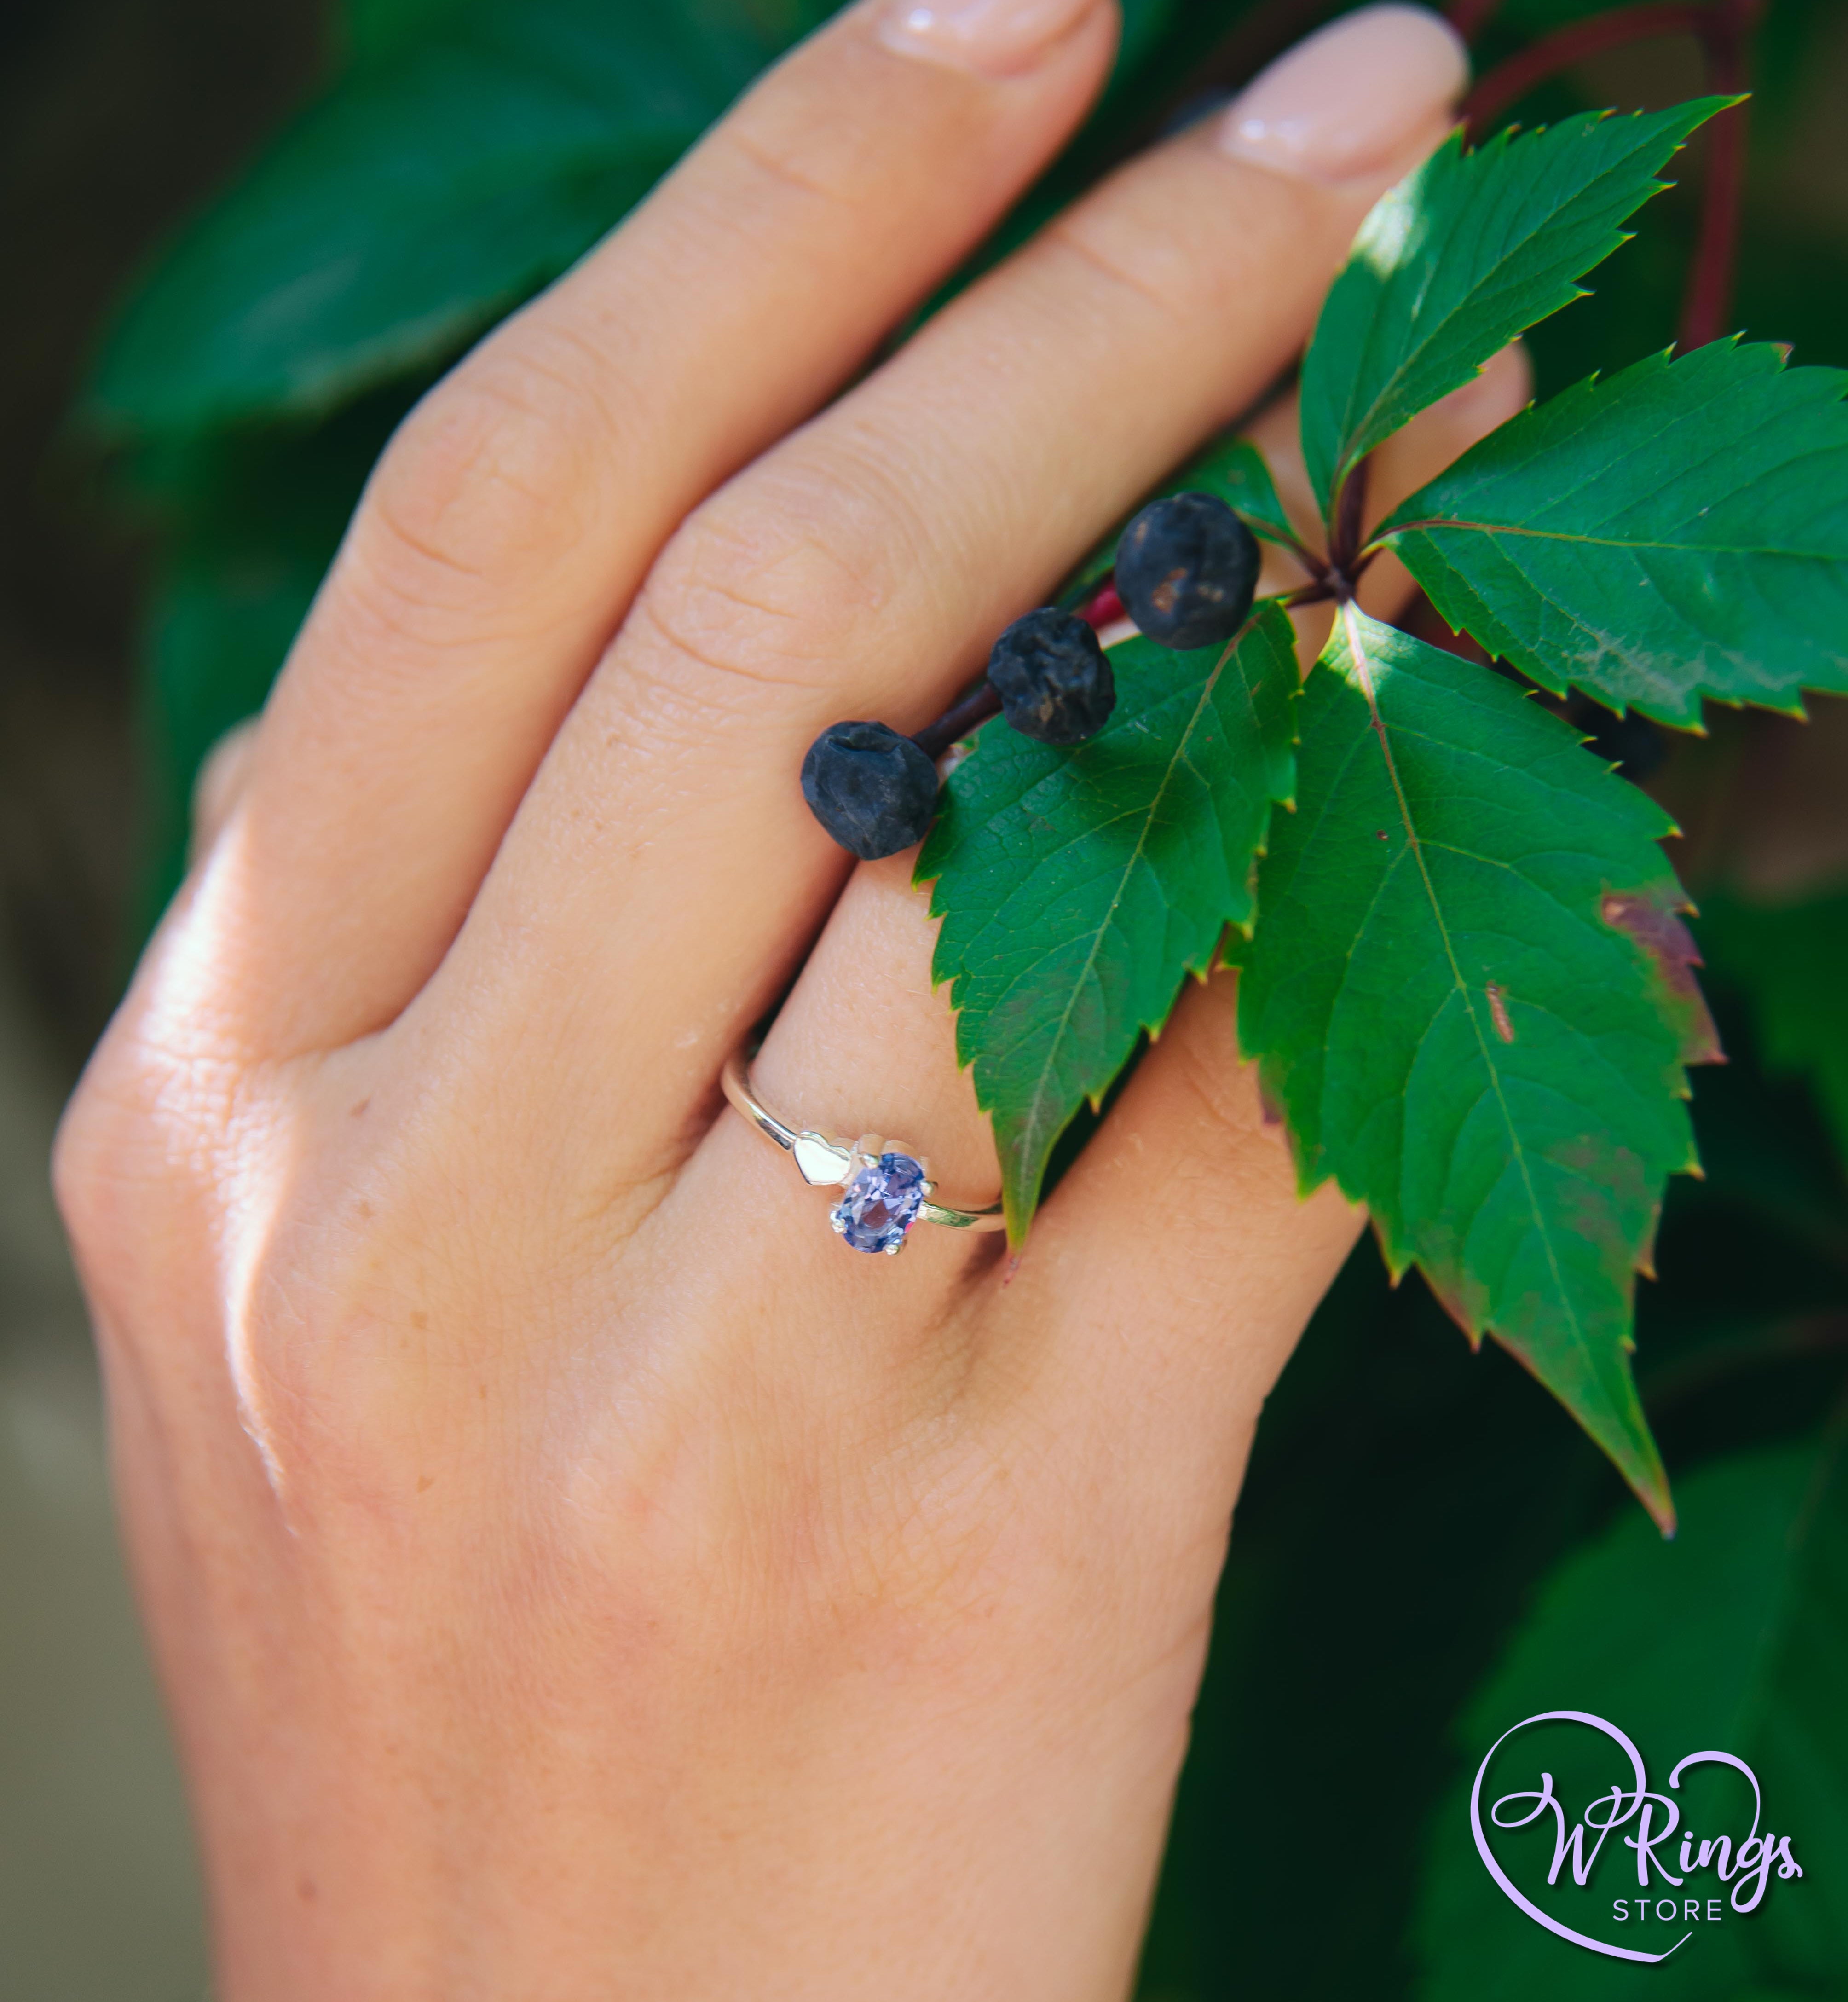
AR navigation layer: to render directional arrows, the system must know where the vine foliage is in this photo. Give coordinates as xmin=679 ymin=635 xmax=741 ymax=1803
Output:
xmin=923 ymin=99 xmax=1848 ymax=1529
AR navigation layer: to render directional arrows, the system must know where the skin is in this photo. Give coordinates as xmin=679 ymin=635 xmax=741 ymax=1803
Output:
xmin=56 ymin=4 xmax=1530 ymax=1996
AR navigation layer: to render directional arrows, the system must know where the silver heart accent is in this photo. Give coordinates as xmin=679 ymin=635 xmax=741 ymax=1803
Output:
xmin=791 ymin=1132 xmax=852 ymax=1186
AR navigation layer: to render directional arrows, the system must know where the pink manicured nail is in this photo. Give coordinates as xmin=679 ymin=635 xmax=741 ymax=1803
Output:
xmin=1216 ymin=4 xmax=1468 ymax=184
xmin=878 ymin=0 xmax=1103 ymax=77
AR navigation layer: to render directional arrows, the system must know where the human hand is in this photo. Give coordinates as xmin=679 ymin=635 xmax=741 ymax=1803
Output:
xmin=58 ymin=4 xmax=1524 ymax=1996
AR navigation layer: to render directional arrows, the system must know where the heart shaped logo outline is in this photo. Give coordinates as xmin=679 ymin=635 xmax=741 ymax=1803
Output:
xmin=1469 ymin=1709 xmax=1690 ymax=1965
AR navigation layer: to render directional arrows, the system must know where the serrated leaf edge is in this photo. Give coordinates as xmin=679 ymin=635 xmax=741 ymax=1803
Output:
xmin=1288 ymin=603 xmax=1676 ymax=1529
xmin=924 ymin=601 xmax=1299 ymax=1243
xmin=1373 ymin=336 xmax=1848 ymax=727
xmin=1309 ymin=97 xmax=1733 ymax=515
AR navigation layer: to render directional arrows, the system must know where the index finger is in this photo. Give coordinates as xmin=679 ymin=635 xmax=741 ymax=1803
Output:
xmin=177 ymin=0 xmax=1120 ymax=1058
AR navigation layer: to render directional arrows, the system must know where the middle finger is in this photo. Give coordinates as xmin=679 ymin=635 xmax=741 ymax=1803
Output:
xmin=419 ymin=6 xmax=1469 ymax=1192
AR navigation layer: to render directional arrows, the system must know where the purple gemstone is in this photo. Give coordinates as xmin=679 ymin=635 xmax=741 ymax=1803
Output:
xmin=830 ymin=1152 xmax=927 ymax=1255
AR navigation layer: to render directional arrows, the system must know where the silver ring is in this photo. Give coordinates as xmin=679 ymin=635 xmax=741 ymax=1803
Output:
xmin=721 ymin=1050 xmax=1005 ymax=1255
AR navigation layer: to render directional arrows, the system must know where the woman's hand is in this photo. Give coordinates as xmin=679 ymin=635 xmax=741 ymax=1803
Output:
xmin=57 ymin=5 xmax=1522 ymax=1996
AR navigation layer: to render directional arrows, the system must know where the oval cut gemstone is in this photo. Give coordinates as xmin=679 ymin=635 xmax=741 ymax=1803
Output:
xmin=830 ymin=1152 xmax=927 ymax=1255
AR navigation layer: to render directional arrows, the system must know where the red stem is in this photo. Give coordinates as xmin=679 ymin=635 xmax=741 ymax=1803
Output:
xmin=1462 ymin=1 xmax=1708 ymax=134
xmin=1329 ymin=459 xmax=1371 ymax=588
xmin=1679 ymin=0 xmax=1761 ymax=348
xmin=1076 ymin=579 xmax=1125 ymax=628
xmin=1463 ymin=0 xmax=1763 ymax=348
xmin=1445 ymin=0 xmax=1505 ymax=45
xmin=912 ymin=680 xmax=1000 ymax=762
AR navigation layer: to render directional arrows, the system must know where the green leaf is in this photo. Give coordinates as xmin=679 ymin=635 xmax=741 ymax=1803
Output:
xmin=1414 ymin=1437 xmax=1848 ymax=2000
xmin=1231 ymin=608 xmax=1720 ymax=1528
xmin=1184 ymin=435 xmax=1302 ymax=550
xmin=1700 ymin=889 xmax=1848 ymax=1172
xmin=92 ymin=0 xmax=791 ymax=435
xmin=920 ymin=602 xmax=1299 ymax=1240
xmin=1379 ymin=342 xmax=1848 ymax=728
xmin=1298 ymin=100 xmax=1727 ymax=518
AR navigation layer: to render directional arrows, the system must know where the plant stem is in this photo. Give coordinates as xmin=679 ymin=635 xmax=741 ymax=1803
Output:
xmin=912 ymin=680 xmax=1001 ymax=763
xmin=1326 ymin=458 xmax=1371 ymax=597
xmin=1445 ymin=0 xmax=1505 ymax=45
xmin=1261 ymin=523 xmax=1331 ymax=583
xmin=1075 ymin=577 xmax=1126 ymax=627
xmin=1462 ymin=1 xmax=1709 ymax=134
xmin=1679 ymin=0 xmax=1761 ymax=348
xmin=1461 ymin=0 xmax=1764 ymax=349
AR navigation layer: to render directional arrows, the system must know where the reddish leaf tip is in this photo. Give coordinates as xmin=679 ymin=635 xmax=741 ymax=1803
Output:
xmin=1600 ymin=889 xmax=1724 ymax=1066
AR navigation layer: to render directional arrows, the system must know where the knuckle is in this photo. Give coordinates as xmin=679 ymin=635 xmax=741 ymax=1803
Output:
xmin=715 ymin=117 xmax=863 ymax=212
xmin=345 ymin=327 xmax=620 ymax=645
xmin=50 ymin=1014 xmax=518 ymax=1524
xmin=51 ymin=1066 xmax=128 ymax=1272
xmin=52 ymin=1022 xmax=244 ymax=1348
xmin=1041 ymin=209 xmax=1195 ymax=330
xmin=634 ymin=451 xmax=918 ymax=712
xmin=1039 ymin=136 xmax=1331 ymax=340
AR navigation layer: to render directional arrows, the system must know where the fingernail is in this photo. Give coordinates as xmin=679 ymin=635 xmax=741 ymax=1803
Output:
xmin=878 ymin=0 xmax=1102 ymax=77
xmin=1215 ymin=4 xmax=1467 ymax=184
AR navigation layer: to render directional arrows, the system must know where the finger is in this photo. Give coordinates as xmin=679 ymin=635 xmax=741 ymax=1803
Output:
xmin=993 ymin=972 xmax=1362 ymax=1528
xmin=180 ymin=0 xmax=1119 ymax=1055
xmin=624 ymin=854 xmax=1002 ymax=1425
xmin=189 ymin=719 xmax=260 ymax=861
xmin=431 ymin=5 xmax=1471 ymax=1191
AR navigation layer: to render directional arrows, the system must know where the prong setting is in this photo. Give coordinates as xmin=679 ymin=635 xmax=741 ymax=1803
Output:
xmin=720 ymin=1050 xmax=1004 ymax=1248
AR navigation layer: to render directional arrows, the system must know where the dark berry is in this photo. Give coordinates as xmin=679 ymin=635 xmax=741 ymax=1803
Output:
xmin=1114 ymin=491 xmax=1259 ymax=650
xmin=986 ymin=608 xmax=1116 ymax=746
xmin=801 ymin=720 xmax=940 ymax=859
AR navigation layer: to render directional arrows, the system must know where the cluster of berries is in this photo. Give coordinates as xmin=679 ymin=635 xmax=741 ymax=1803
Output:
xmin=801 ymin=491 xmax=1262 ymax=859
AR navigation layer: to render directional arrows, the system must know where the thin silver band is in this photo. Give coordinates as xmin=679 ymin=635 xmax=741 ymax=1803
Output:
xmin=720 ymin=1051 xmax=1005 ymax=1232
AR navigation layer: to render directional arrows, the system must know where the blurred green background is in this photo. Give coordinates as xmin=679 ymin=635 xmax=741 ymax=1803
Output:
xmin=2 ymin=2 xmax=1846 ymax=1996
